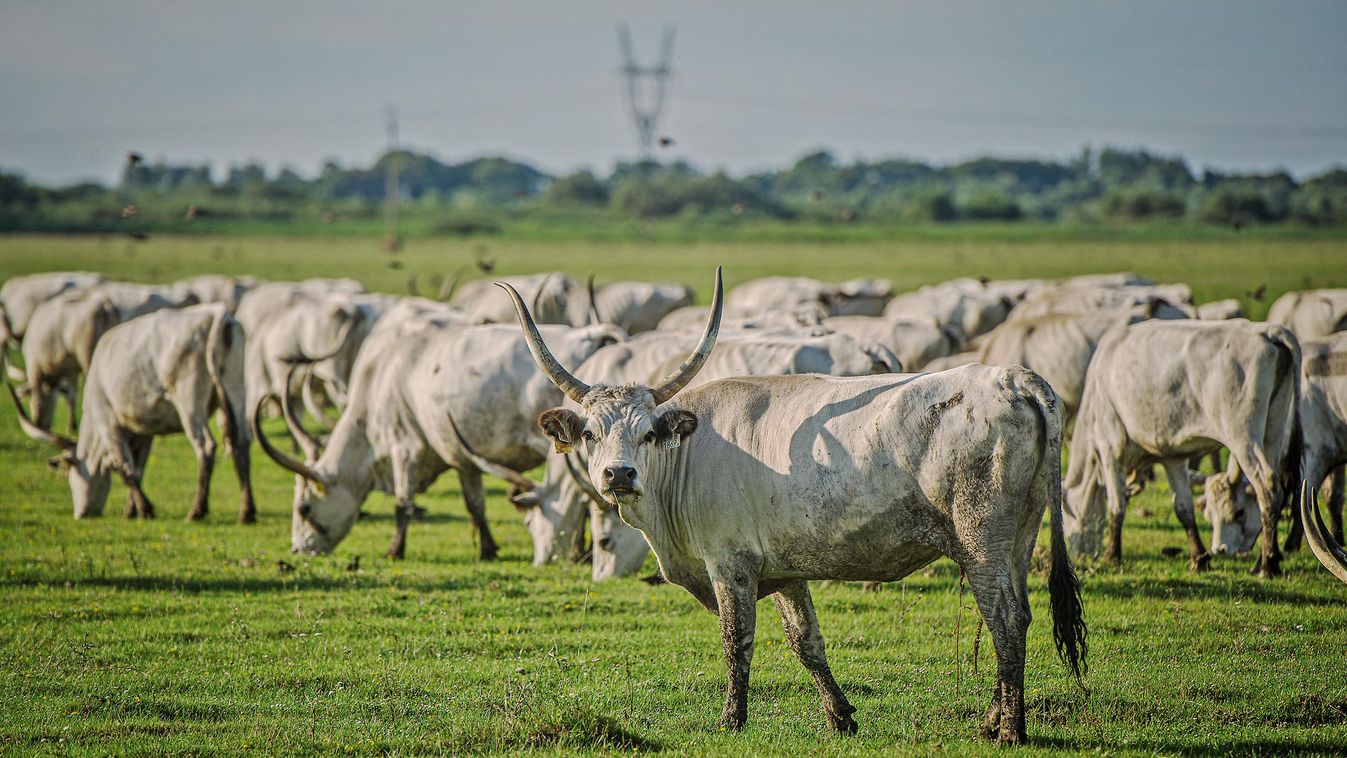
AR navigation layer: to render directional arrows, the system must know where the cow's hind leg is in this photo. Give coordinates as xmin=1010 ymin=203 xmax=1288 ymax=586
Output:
xmin=1228 ymin=445 xmax=1282 ymax=577
xmin=179 ymin=408 xmax=216 ymax=522
xmin=458 ymin=467 xmax=498 ymax=561
xmin=967 ymin=560 xmax=1029 ymax=744
xmin=1099 ymin=456 xmax=1131 ymax=566
xmin=218 ymin=404 xmax=256 ymax=524
xmin=118 ymin=434 xmax=156 ymax=519
xmin=772 ymin=581 xmax=856 ymax=733
xmin=384 ymin=450 xmax=418 ymax=559
xmin=1161 ymin=460 xmax=1209 ymax=571
xmin=709 ymin=559 xmax=759 ymax=731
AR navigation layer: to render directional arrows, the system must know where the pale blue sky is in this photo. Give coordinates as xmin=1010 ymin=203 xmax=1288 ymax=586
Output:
xmin=2 ymin=0 xmax=1344 ymax=185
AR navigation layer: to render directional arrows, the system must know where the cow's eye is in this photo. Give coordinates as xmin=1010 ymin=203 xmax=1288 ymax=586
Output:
xmin=643 ymin=431 xmax=657 ymax=445
xmin=582 ymin=430 xmax=595 ymax=442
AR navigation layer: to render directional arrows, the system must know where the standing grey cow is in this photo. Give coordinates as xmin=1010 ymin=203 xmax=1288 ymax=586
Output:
xmin=8 ymin=304 xmax=254 ymax=522
xmin=21 ymin=282 xmax=198 ymax=430
xmin=1006 ymin=283 xmax=1194 ymax=325
xmin=501 ymin=328 xmax=900 ymax=575
xmin=497 ymin=269 xmax=1087 ymax=743
xmin=1063 ymin=320 xmax=1300 ymax=575
xmin=1267 ymin=289 xmax=1347 ymax=340
xmin=254 ymin=322 xmax=622 ymax=559
xmin=1196 ymin=298 xmax=1245 ymax=321
xmin=233 ymin=278 xmax=366 ymax=338
xmin=883 ymin=281 xmax=1015 ymax=341
xmin=0 ymin=271 xmax=106 ymax=350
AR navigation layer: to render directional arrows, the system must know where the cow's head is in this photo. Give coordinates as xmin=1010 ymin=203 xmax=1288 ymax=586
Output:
xmin=498 ymin=268 xmax=722 ymax=510
xmin=591 ymin=501 xmax=654 ymax=580
xmin=1202 ymin=472 xmax=1262 ymax=555
xmin=5 ymin=376 xmax=110 ymax=517
xmin=252 ymin=396 xmax=361 ymax=554
xmin=1061 ymin=454 xmax=1109 ymax=558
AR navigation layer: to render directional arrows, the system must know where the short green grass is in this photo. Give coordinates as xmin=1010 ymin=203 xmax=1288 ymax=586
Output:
xmin=1 ymin=232 xmax=1346 ymax=756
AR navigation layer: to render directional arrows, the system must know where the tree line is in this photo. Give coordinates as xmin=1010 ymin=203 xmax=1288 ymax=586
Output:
xmin=2 ymin=146 xmax=1344 ymax=234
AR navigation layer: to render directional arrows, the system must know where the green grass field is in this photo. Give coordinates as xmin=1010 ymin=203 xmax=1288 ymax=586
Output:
xmin=1 ymin=232 xmax=1346 ymax=756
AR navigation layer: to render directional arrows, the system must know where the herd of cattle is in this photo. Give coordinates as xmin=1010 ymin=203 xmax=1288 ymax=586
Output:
xmin=3 ymin=267 xmax=1346 ymax=742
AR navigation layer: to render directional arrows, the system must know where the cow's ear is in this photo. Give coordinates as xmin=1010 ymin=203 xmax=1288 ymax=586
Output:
xmin=655 ymin=409 xmax=698 ymax=449
xmin=47 ymin=454 xmax=72 ymax=473
xmin=538 ymin=408 xmax=585 ymax=454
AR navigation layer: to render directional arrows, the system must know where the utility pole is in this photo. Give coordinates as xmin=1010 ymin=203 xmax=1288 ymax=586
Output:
xmin=616 ymin=23 xmax=674 ymax=160
xmin=384 ymin=105 xmax=402 ymax=252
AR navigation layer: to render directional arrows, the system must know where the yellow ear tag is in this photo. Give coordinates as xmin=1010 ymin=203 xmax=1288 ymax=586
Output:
xmin=312 ymin=481 xmax=327 ymax=497
xmin=554 ymin=440 xmax=575 ymax=454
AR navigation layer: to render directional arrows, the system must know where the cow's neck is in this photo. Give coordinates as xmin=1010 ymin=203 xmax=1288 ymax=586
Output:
xmin=623 ymin=443 xmax=713 ymax=599
xmin=316 ymin=418 xmax=374 ymax=493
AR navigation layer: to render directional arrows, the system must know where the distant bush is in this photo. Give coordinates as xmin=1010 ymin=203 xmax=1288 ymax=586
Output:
xmin=1199 ymin=190 xmax=1280 ymax=224
xmin=907 ymin=190 xmax=958 ymax=222
xmin=432 ymin=216 xmax=501 ymax=236
xmin=544 ymin=171 xmax=609 ymax=206
xmin=960 ymin=190 xmax=1022 ymax=221
xmin=1102 ymin=189 xmax=1187 ymax=220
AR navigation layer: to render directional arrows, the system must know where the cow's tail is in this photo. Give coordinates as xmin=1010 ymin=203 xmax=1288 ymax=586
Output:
xmin=1016 ymin=367 xmax=1088 ymax=690
xmin=1263 ymin=326 xmax=1304 ymax=541
xmin=205 ymin=305 xmax=247 ymax=450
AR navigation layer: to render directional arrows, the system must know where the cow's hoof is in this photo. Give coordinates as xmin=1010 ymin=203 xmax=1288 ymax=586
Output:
xmin=825 ymin=705 xmax=858 ymax=734
xmin=980 ymin=706 xmax=1002 ymax=741
xmin=1253 ymin=559 xmax=1282 ymax=578
xmin=384 ymin=547 xmax=405 ymax=560
xmin=996 ymin=726 xmax=1026 ymax=745
xmin=410 ymin=505 xmax=428 ymax=521
xmin=186 ymin=509 xmax=207 ymax=522
xmin=480 ymin=546 xmax=499 ymax=561
xmin=1190 ymin=553 xmax=1211 ymax=572
xmin=238 ymin=510 xmax=257 ymax=525
xmin=717 ymin=710 xmax=746 ymax=731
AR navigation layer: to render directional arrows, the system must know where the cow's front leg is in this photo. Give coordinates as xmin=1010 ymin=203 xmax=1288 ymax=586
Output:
xmin=383 ymin=497 xmax=414 ymax=559
xmin=773 ymin=581 xmax=856 ymax=733
xmin=1162 ymin=460 xmax=1209 ymax=571
xmin=116 ymin=434 xmax=156 ymax=519
xmin=710 ymin=560 xmax=758 ymax=730
xmin=458 ymin=467 xmax=498 ymax=561
xmin=180 ymin=411 xmax=216 ymax=522
xmin=1098 ymin=456 xmax=1131 ymax=565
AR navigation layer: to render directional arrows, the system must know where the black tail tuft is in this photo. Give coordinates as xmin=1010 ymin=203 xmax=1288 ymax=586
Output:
xmin=1049 ymin=510 xmax=1089 ymax=691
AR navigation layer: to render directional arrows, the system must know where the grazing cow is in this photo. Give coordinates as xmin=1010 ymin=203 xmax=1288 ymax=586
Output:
xmin=8 ymin=304 xmax=254 ymax=522
xmin=1006 ymin=283 xmax=1194 ymax=325
xmin=254 ymin=322 xmax=622 ymax=559
xmin=233 ymin=278 xmax=366 ymax=338
xmin=1224 ymin=333 xmax=1347 ymax=558
xmin=169 ymin=274 xmax=257 ymax=313
xmin=1267 ymin=289 xmax=1347 ymax=340
xmin=591 ymin=280 xmax=695 ymax=334
xmin=658 ymin=303 xmax=828 ymax=332
xmin=825 ymin=316 xmax=964 ymax=371
xmin=451 ymin=273 xmax=584 ymax=326
xmin=883 ymin=282 xmax=1015 ymax=341
xmin=1062 ymin=320 xmax=1300 ymax=575
xmin=0 ymin=271 xmax=106 ymax=349
xmin=507 ymin=329 xmax=901 ymax=575
xmin=726 ymin=276 xmax=892 ymax=318
xmin=1197 ymin=298 xmax=1245 ymax=321
xmin=498 ymin=268 xmax=1087 ymax=743
xmin=974 ymin=312 xmax=1140 ymax=418
xmin=21 ymin=283 xmax=198 ymax=430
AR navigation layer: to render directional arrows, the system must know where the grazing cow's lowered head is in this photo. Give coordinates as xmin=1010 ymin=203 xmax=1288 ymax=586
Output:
xmin=1201 ymin=472 xmax=1262 ymax=556
xmin=497 ymin=268 xmax=722 ymax=509
xmin=7 ymin=380 xmax=111 ymax=517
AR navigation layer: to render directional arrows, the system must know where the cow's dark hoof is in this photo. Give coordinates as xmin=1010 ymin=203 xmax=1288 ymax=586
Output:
xmin=1253 ymin=557 xmax=1282 ymax=578
xmin=186 ymin=508 xmax=207 ymax=522
xmin=717 ymin=712 xmax=746 ymax=731
xmin=238 ymin=509 xmax=257 ymax=525
xmin=1190 ymin=553 xmax=1211 ymax=572
xmin=825 ymin=704 xmax=858 ymax=734
xmin=410 ymin=505 xmax=428 ymax=521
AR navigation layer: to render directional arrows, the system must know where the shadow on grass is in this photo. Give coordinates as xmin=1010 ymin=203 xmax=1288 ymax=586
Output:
xmin=0 ymin=572 xmax=502 ymax=595
xmin=1084 ymin=576 xmax=1337 ymax=607
xmin=1034 ymin=733 xmax=1347 ymax=756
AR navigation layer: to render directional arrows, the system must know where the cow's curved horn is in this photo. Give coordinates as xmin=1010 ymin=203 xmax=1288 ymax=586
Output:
xmin=495 ymin=281 xmax=592 ymax=404
xmin=253 ymin=395 xmax=324 ymax=482
xmin=531 ymin=273 xmax=554 ymax=319
xmin=446 ymin=413 xmax=537 ymax=492
xmin=1302 ymin=481 xmax=1347 ymax=585
xmin=586 ymin=273 xmax=602 ymax=326
xmin=282 ymin=364 xmax=323 ymax=460
xmin=650 ymin=266 xmax=723 ymax=405
xmin=563 ymin=452 xmax=611 ymax=511
xmin=438 ymin=269 xmax=464 ymax=302
xmin=5 ymin=373 xmax=76 ymax=451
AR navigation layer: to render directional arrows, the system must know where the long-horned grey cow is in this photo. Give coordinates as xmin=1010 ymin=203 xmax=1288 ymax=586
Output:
xmin=725 ymin=276 xmax=892 ymax=318
xmin=497 ymin=268 xmax=1087 ymax=743
xmin=21 ymin=282 xmax=199 ymax=430
xmin=8 ymin=303 xmax=254 ymax=522
xmin=254 ymin=321 xmax=622 ymax=559
xmin=589 ymin=280 xmax=695 ymax=334
xmin=1063 ymin=320 xmax=1300 ymax=575
xmin=500 ymin=328 xmax=901 ymax=574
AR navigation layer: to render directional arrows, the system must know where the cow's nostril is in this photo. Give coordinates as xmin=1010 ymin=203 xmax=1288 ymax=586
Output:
xmin=599 ymin=537 xmax=614 ymax=551
xmin=299 ymin=504 xmax=311 ymax=517
xmin=603 ymin=468 xmax=615 ymax=481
